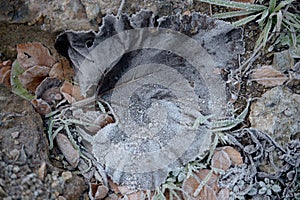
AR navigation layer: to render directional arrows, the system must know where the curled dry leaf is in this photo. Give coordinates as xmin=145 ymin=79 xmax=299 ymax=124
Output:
xmin=35 ymin=77 xmax=62 ymax=105
xmin=18 ymin=65 xmax=51 ymax=92
xmin=212 ymin=146 xmax=243 ymax=171
xmin=31 ymin=98 xmax=52 ymax=115
xmin=87 ymin=114 xmax=114 ymax=133
xmin=117 ymin=186 xmax=146 ymax=200
xmin=211 ymin=150 xmax=232 ymax=171
xmin=89 ymin=183 xmax=109 ymax=200
xmin=49 ymin=57 xmax=75 ymax=81
xmin=60 ymin=81 xmax=85 ymax=103
xmin=252 ymin=65 xmax=288 ymax=87
xmin=182 ymin=169 xmax=219 ymax=200
xmin=0 ymin=62 xmax=11 ymax=88
xmin=17 ymin=42 xmax=56 ymax=70
xmin=56 ymin=133 xmax=80 ymax=168
xmin=108 ymin=178 xmax=121 ymax=194
xmin=125 ymin=191 xmax=147 ymax=200
xmin=222 ymin=146 xmax=243 ymax=165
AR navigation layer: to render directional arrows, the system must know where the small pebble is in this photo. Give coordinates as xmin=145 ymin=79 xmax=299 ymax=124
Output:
xmin=38 ymin=162 xmax=46 ymax=180
xmin=10 ymin=131 xmax=20 ymax=139
xmin=11 ymin=174 xmax=17 ymax=179
xmin=51 ymin=180 xmax=59 ymax=188
xmin=9 ymin=149 xmax=19 ymax=159
xmin=61 ymin=171 xmax=72 ymax=181
xmin=13 ymin=166 xmax=20 ymax=173
xmin=58 ymin=196 xmax=66 ymax=200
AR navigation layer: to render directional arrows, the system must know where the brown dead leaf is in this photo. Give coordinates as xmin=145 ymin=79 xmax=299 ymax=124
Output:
xmin=0 ymin=66 xmax=11 ymax=88
xmin=89 ymin=183 xmax=109 ymax=200
xmin=49 ymin=58 xmax=75 ymax=81
xmin=60 ymin=81 xmax=85 ymax=103
xmin=117 ymin=185 xmax=146 ymax=200
xmin=252 ymin=65 xmax=288 ymax=87
xmin=86 ymin=114 xmax=114 ymax=132
xmin=18 ymin=65 xmax=51 ymax=92
xmin=0 ymin=60 xmax=12 ymax=88
xmin=211 ymin=150 xmax=232 ymax=171
xmin=199 ymin=185 xmax=217 ymax=200
xmin=108 ymin=178 xmax=120 ymax=194
xmin=125 ymin=191 xmax=146 ymax=200
xmin=222 ymin=146 xmax=243 ymax=165
xmin=35 ymin=77 xmax=62 ymax=105
xmin=182 ymin=169 xmax=219 ymax=200
xmin=56 ymin=133 xmax=80 ymax=168
xmin=17 ymin=42 xmax=56 ymax=70
xmin=31 ymin=98 xmax=52 ymax=115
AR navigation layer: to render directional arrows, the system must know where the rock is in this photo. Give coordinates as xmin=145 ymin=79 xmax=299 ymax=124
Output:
xmin=250 ymin=87 xmax=300 ymax=146
xmin=38 ymin=162 xmax=46 ymax=180
xmin=10 ymin=131 xmax=20 ymax=139
xmin=273 ymin=50 xmax=294 ymax=72
xmin=0 ymin=0 xmax=99 ymax=32
xmin=0 ymin=85 xmax=86 ymax=199
xmin=61 ymin=171 xmax=72 ymax=182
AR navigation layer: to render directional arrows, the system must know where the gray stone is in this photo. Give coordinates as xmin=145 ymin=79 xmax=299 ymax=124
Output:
xmin=250 ymin=86 xmax=300 ymax=146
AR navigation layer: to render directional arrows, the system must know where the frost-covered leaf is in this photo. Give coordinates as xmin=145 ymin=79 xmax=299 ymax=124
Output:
xmin=182 ymin=169 xmax=219 ymax=200
xmin=247 ymin=187 xmax=257 ymax=196
xmin=271 ymin=184 xmax=281 ymax=193
xmin=212 ymin=149 xmax=232 ymax=171
xmin=55 ymin=10 xmax=244 ymax=190
xmin=251 ymin=65 xmax=288 ymax=87
xmin=17 ymin=42 xmax=56 ymax=70
xmin=10 ymin=60 xmax=35 ymax=100
xmin=222 ymin=146 xmax=243 ymax=165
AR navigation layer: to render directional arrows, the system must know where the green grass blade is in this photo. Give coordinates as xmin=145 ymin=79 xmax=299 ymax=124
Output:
xmin=284 ymin=13 xmax=300 ymax=29
xmin=269 ymin=0 xmax=276 ymax=13
xmin=274 ymin=0 xmax=295 ymax=12
xmin=10 ymin=60 xmax=35 ymax=100
xmin=263 ymin=18 xmax=273 ymax=46
xmin=275 ymin=10 xmax=283 ymax=32
xmin=283 ymin=18 xmax=300 ymax=29
xmin=233 ymin=12 xmax=262 ymax=26
xmin=256 ymin=9 xmax=269 ymax=25
xmin=213 ymin=10 xmax=257 ymax=19
xmin=255 ymin=29 xmax=265 ymax=48
xmin=198 ymin=0 xmax=266 ymax=11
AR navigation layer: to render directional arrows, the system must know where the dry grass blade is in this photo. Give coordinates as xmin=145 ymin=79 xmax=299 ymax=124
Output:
xmin=251 ymin=65 xmax=288 ymax=86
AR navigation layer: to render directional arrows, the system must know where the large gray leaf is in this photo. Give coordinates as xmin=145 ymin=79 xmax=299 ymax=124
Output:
xmin=55 ymin=10 xmax=244 ymax=190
